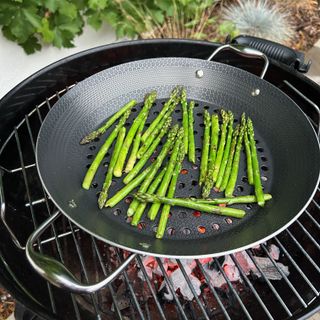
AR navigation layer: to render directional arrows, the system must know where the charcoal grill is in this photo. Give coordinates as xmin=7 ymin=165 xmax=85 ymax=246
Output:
xmin=0 ymin=39 xmax=319 ymax=320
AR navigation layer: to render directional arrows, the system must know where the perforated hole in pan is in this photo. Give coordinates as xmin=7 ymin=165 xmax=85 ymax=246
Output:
xmin=85 ymin=98 xmax=272 ymax=240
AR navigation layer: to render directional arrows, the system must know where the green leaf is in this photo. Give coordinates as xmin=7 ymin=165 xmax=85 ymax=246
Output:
xmin=88 ymin=0 xmax=107 ymax=10
xmin=37 ymin=17 xmax=54 ymax=43
xmin=101 ymin=10 xmax=119 ymax=26
xmin=58 ymin=0 xmax=77 ymax=19
xmin=22 ymin=8 xmax=41 ymax=29
xmin=21 ymin=35 xmax=41 ymax=54
xmin=151 ymin=10 xmax=164 ymax=24
xmin=43 ymin=0 xmax=58 ymax=12
xmin=87 ymin=13 xmax=102 ymax=30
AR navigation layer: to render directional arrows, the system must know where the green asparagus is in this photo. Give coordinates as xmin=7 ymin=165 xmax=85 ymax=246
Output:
xmin=188 ymin=101 xmax=196 ymax=163
xmin=125 ymin=120 xmax=143 ymax=173
xmin=156 ymin=140 xmax=185 ymax=238
xmin=104 ymin=164 xmax=154 ymax=208
xmin=220 ymin=125 xmax=240 ymax=192
xmin=135 ymin=193 xmax=246 ymax=219
xmin=181 ymin=88 xmax=189 ymax=155
xmin=131 ymin=167 xmax=167 ymax=224
xmin=123 ymin=117 xmax=172 ymax=184
xmin=141 ymin=87 xmax=180 ymax=143
xmin=243 ymin=114 xmax=254 ymax=185
xmin=113 ymin=92 xmax=156 ymax=177
xmin=137 ymin=112 xmax=170 ymax=159
xmin=98 ymin=127 xmax=126 ymax=209
xmin=247 ymin=117 xmax=265 ymax=207
xmin=215 ymin=111 xmax=234 ymax=190
xmin=80 ymin=100 xmax=136 ymax=144
xmin=225 ymin=121 xmax=245 ymax=197
xmin=82 ymin=110 xmax=131 ymax=190
xmin=189 ymin=193 xmax=272 ymax=205
xmin=127 ymin=125 xmax=179 ymax=216
xmin=148 ymin=127 xmax=184 ymax=221
xmin=199 ymin=110 xmax=211 ymax=187
xmin=202 ymin=114 xmax=219 ymax=198
xmin=212 ymin=109 xmax=229 ymax=182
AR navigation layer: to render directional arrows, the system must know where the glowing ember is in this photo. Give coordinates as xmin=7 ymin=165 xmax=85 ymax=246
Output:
xmin=193 ymin=211 xmax=201 ymax=217
xmin=137 ymin=244 xmax=288 ymax=302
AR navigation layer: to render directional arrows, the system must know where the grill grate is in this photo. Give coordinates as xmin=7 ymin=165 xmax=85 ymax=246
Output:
xmin=0 ymin=80 xmax=319 ymax=320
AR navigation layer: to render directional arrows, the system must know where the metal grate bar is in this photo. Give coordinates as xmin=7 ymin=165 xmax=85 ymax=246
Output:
xmin=116 ymin=250 xmax=146 ymax=320
xmin=90 ymin=237 xmax=124 ymax=320
xmin=68 ymin=222 xmax=102 ymax=318
xmin=261 ymin=243 xmax=307 ymax=308
xmin=196 ymin=260 xmax=231 ymax=320
xmin=285 ymin=229 xmax=320 ymax=276
xmin=0 ymin=163 xmax=36 ymax=173
xmin=215 ymin=258 xmax=252 ymax=320
xmin=26 ymin=110 xmax=83 ymax=319
xmin=295 ymin=220 xmax=320 ymax=250
xmin=246 ymin=250 xmax=292 ymax=317
xmin=176 ymin=259 xmax=210 ymax=320
xmin=230 ymin=254 xmax=274 ymax=320
xmin=311 ymin=199 xmax=320 ymax=211
xmin=136 ymin=255 xmax=167 ymax=320
xmin=14 ymin=128 xmax=57 ymax=314
xmin=155 ymin=257 xmax=189 ymax=320
xmin=305 ymin=208 xmax=320 ymax=229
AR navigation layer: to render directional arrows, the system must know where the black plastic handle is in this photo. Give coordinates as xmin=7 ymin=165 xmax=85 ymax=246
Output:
xmin=231 ymin=35 xmax=311 ymax=73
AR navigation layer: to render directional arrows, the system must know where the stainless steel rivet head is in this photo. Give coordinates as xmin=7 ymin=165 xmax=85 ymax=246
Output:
xmin=139 ymin=242 xmax=151 ymax=249
xmin=68 ymin=199 xmax=77 ymax=208
xmin=251 ymin=88 xmax=260 ymax=96
xmin=196 ymin=69 xmax=204 ymax=78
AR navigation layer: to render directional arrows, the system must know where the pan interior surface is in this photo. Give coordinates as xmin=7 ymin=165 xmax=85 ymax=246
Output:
xmin=36 ymin=58 xmax=320 ymax=257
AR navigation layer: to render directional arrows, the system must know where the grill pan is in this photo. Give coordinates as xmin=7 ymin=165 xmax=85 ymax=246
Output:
xmin=27 ymin=44 xmax=320 ymax=293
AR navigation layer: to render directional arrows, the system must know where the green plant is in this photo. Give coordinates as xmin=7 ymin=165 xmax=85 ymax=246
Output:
xmin=0 ymin=0 xmax=227 ymax=54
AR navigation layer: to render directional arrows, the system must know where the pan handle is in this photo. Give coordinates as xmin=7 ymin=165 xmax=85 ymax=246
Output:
xmin=207 ymin=44 xmax=269 ymax=79
xmin=26 ymin=210 xmax=137 ymax=293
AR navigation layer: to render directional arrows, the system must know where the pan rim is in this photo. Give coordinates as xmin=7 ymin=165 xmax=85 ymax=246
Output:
xmin=35 ymin=56 xmax=320 ymax=258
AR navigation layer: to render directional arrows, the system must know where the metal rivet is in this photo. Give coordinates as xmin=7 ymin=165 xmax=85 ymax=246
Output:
xmin=139 ymin=242 xmax=151 ymax=249
xmin=196 ymin=69 xmax=204 ymax=78
xmin=68 ymin=199 xmax=77 ymax=208
xmin=251 ymin=88 xmax=260 ymax=96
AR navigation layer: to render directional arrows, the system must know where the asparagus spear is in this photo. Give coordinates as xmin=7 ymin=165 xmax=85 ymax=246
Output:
xmin=127 ymin=125 xmax=179 ymax=216
xmin=80 ymin=100 xmax=136 ymax=144
xmin=141 ymin=87 xmax=180 ymax=143
xmin=104 ymin=164 xmax=153 ymax=208
xmin=247 ymin=117 xmax=265 ymax=207
xmin=148 ymin=127 xmax=184 ymax=221
xmin=202 ymin=114 xmax=220 ymax=198
xmin=135 ymin=193 xmax=246 ymax=219
xmin=131 ymin=167 xmax=167 ymax=224
xmin=212 ymin=109 xmax=229 ymax=182
xmin=215 ymin=111 xmax=234 ymax=190
xmin=156 ymin=140 xmax=185 ymax=238
xmin=137 ymin=112 xmax=170 ymax=159
xmin=187 ymin=193 xmax=272 ymax=205
xmin=113 ymin=92 xmax=156 ymax=177
xmin=82 ymin=110 xmax=131 ymax=190
xmin=98 ymin=127 xmax=126 ymax=209
xmin=125 ymin=120 xmax=144 ymax=173
xmin=181 ymin=88 xmax=189 ymax=155
xmin=243 ymin=114 xmax=254 ymax=185
xmin=123 ymin=117 xmax=172 ymax=184
xmin=199 ymin=110 xmax=211 ymax=186
xmin=225 ymin=120 xmax=245 ymax=197
xmin=220 ymin=125 xmax=240 ymax=192
xmin=188 ymin=101 xmax=196 ymax=163
xmin=209 ymin=114 xmax=220 ymax=165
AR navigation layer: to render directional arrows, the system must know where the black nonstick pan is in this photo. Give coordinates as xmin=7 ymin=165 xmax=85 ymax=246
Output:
xmin=27 ymin=44 xmax=320 ymax=293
